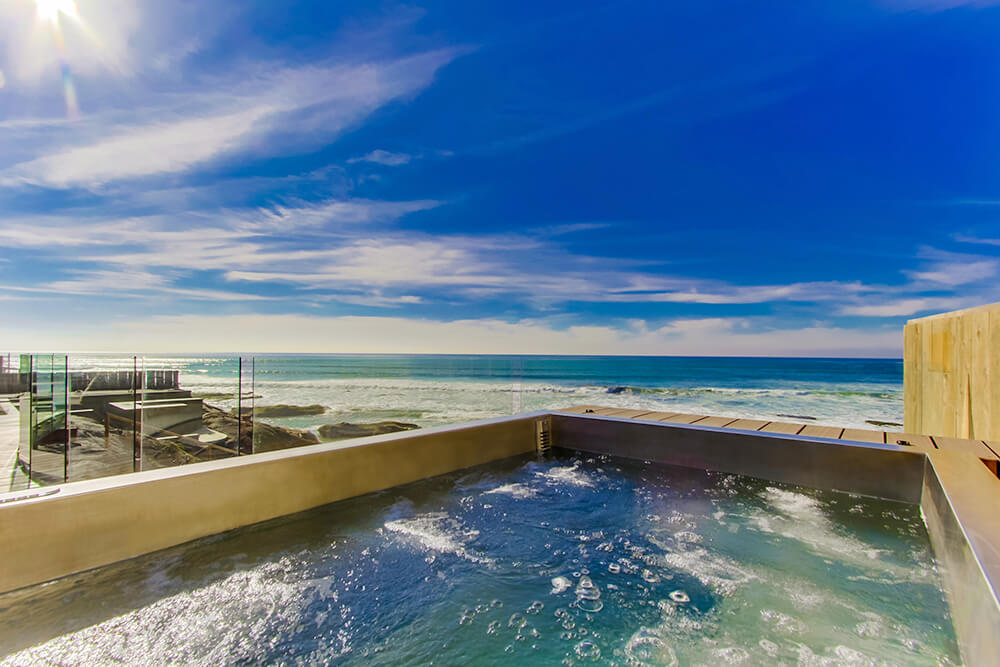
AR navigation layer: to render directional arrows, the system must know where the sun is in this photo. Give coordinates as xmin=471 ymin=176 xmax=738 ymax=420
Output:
xmin=30 ymin=0 xmax=78 ymax=24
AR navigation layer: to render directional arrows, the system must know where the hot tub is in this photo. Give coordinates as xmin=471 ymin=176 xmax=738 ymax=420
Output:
xmin=0 ymin=412 xmax=996 ymax=664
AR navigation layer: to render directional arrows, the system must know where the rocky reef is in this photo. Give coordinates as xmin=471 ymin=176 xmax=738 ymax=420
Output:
xmin=203 ymin=404 xmax=319 ymax=452
xmin=318 ymin=421 xmax=419 ymax=441
xmin=237 ymin=404 xmax=326 ymax=418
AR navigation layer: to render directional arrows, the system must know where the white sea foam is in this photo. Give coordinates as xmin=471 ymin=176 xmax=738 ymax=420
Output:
xmin=384 ymin=512 xmax=493 ymax=565
xmin=2 ymin=559 xmax=345 ymax=666
xmin=483 ymin=483 xmax=537 ymax=499
xmin=645 ymin=531 xmax=758 ymax=598
xmin=175 ymin=365 xmax=903 ymax=431
xmin=550 ymin=576 xmax=572 ymax=594
xmin=536 ymin=462 xmax=594 ymax=488
xmin=710 ymin=646 xmax=752 ymax=664
xmin=795 ymin=644 xmax=884 ymax=667
xmin=753 ymin=488 xmax=912 ymax=574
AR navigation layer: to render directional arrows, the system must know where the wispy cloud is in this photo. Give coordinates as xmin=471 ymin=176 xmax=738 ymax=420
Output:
xmin=3 ymin=196 xmax=995 ymax=319
xmin=879 ymin=0 xmax=1000 ymax=10
xmin=1 ymin=49 xmax=460 ymax=189
xmin=5 ymin=108 xmax=271 ymax=188
xmin=0 ymin=312 xmax=901 ymax=357
xmin=954 ymin=233 xmax=1000 ymax=247
xmin=600 ymin=281 xmax=873 ymax=305
xmin=903 ymin=249 xmax=999 ymax=287
xmin=348 ymin=149 xmax=415 ymax=166
xmin=838 ymin=297 xmax=974 ymax=317
xmin=1 ymin=269 xmax=272 ymax=302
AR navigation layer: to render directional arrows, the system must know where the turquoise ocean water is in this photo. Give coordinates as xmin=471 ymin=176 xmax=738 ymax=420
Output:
xmin=71 ymin=355 xmax=904 ymax=433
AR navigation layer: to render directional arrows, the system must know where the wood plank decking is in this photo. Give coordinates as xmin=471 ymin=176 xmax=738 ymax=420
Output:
xmin=560 ymin=405 xmax=1000 ymax=474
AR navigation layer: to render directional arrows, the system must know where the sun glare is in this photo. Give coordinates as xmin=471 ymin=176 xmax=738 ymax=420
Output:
xmin=31 ymin=0 xmax=77 ymax=24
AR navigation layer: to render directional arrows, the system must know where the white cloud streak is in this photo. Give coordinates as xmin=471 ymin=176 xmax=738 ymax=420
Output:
xmin=954 ymin=233 xmax=1000 ymax=247
xmin=3 ymin=201 xmax=997 ymax=317
xmin=1 ymin=49 xmax=460 ymax=188
xmin=348 ymin=149 xmax=415 ymax=166
xmin=1 ymin=313 xmax=902 ymax=357
xmin=838 ymin=297 xmax=974 ymax=317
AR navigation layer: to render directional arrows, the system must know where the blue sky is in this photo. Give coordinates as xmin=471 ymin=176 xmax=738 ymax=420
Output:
xmin=0 ymin=0 xmax=998 ymax=355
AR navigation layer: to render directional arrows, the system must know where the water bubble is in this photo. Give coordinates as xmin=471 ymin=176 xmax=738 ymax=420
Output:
xmin=625 ymin=630 xmax=677 ymax=666
xmin=641 ymin=569 xmax=660 ymax=583
xmin=575 ymin=576 xmax=601 ymax=601
xmin=669 ymin=590 xmax=690 ymax=603
xmin=508 ymin=613 xmax=528 ymax=629
xmin=575 ymin=639 xmax=601 ymax=661
xmin=608 ymin=563 xmax=621 ymax=574
xmin=562 ymin=619 xmax=576 ymax=630
xmin=526 ymin=601 xmax=544 ymax=615
xmin=487 ymin=621 xmax=501 ymax=635
xmin=531 ymin=628 xmax=541 ymax=638
xmin=560 ymin=631 xmax=575 ymax=641
xmin=554 ymin=607 xmax=570 ymax=619
xmin=581 ymin=567 xmax=590 ymax=575
xmin=504 ymin=644 xmax=514 ymax=653
xmin=576 ymin=598 xmax=604 ymax=613
xmin=491 ymin=599 xmax=503 ymax=608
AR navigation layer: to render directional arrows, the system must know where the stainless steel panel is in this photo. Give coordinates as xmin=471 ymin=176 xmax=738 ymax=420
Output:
xmin=922 ymin=451 xmax=1000 ymax=667
xmin=551 ymin=412 xmax=925 ymax=503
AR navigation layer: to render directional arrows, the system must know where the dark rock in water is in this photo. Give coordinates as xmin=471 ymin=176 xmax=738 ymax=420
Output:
xmin=866 ymin=419 xmax=903 ymax=427
xmin=776 ymin=414 xmax=817 ymax=421
xmin=606 ymin=386 xmax=629 ymax=394
xmin=234 ymin=404 xmax=326 ymax=418
xmin=203 ymin=404 xmax=319 ymax=452
xmin=318 ymin=421 xmax=419 ymax=441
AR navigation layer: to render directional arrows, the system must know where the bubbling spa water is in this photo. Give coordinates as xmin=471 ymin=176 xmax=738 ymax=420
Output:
xmin=0 ymin=453 xmax=959 ymax=665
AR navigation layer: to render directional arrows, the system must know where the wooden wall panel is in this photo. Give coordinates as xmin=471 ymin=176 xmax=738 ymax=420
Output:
xmin=905 ymin=303 xmax=1000 ymax=441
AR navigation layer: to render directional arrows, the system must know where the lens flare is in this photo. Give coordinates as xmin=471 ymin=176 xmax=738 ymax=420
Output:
xmin=29 ymin=0 xmax=82 ymax=118
xmin=31 ymin=0 xmax=78 ymax=24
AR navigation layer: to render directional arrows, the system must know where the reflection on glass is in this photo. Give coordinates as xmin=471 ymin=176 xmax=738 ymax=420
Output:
xmin=9 ymin=354 xmax=264 ymax=485
xmin=138 ymin=356 xmax=241 ymax=471
xmin=22 ymin=354 xmax=69 ymax=486
xmin=238 ymin=356 xmax=254 ymax=456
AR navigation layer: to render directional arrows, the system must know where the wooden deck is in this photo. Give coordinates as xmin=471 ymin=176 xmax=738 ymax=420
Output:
xmin=560 ymin=405 xmax=999 ymax=474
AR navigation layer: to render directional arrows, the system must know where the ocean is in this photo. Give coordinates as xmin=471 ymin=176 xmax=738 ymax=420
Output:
xmin=69 ymin=354 xmax=904 ymax=433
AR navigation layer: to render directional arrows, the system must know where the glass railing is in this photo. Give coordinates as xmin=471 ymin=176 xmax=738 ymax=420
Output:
xmin=1 ymin=353 xmax=537 ymax=490
xmin=3 ymin=355 xmax=257 ymax=489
